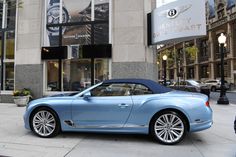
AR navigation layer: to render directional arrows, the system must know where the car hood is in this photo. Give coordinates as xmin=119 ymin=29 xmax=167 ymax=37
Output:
xmin=49 ymin=92 xmax=79 ymax=97
xmin=28 ymin=93 xmax=76 ymax=106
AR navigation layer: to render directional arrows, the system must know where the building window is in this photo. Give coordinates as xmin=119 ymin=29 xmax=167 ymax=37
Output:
xmin=44 ymin=0 xmax=111 ymax=92
xmin=199 ymin=40 xmax=209 ymax=62
xmin=46 ymin=0 xmax=109 ymax=46
xmin=217 ymin=3 xmax=225 ymax=19
xmin=200 ymin=65 xmax=209 ymax=79
xmin=169 ymin=69 xmax=174 ymax=80
xmin=0 ymin=0 xmax=17 ymax=91
xmin=177 ymin=48 xmax=184 ymax=64
xmin=187 ymin=67 xmax=194 ymax=79
xmin=200 ymin=40 xmax=208 ymax=57
xmin=46 ymin=58 xmax=109 ymax=91
xmin=216 ymin=62 xmax=228 ymax=78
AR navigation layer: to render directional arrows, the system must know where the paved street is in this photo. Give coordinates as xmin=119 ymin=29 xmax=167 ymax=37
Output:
xmin=211 ymin=91 xmax=236 ymax=104
xmin=0 ymin=100 xmax=235 ymax=157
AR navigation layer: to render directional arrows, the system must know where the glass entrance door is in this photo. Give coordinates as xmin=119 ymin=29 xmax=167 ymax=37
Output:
xmin=63 ymin=59 xmax=92 ymax=91
xmin=95 ymin=58 xmax=109 ymax=82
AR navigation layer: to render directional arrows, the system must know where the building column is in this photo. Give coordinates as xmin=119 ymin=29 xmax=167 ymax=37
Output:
xmin=209 ymin=31 xmax=215 ymax=79
xmin=174 ymin=45 xmax=178 ymax=80
xmin=194 ymin=39 xmax=199 ymax=80
xmin=183 ymin=43 xmax=187 ymax=80
xmin=227 ymin=23 xmax=234 ymax=84
xmin=15 ymin=0 xmax=44 ymax=99
xmin=166 ymin=66 xmax=169 ymax=80
xmin=159 ymin=55 xmax=163 ymax=80
xmin=112 ymin=0 xmax=158 ymax=81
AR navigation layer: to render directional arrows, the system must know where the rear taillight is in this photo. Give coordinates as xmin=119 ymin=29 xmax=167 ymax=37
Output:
xmin=205 ymin=101 xmax=210 ymax=107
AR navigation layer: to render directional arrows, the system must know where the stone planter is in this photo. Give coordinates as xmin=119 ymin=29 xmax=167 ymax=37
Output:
xmin=13 ymin=96 xmax=30 ymax=107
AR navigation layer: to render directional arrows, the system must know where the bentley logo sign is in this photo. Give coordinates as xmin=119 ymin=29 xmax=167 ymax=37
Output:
xmin=163 ymin=4 xmax=192 ymax=19
xmin=151 ymin=0 xmax=206 ymax=44
xmin=167 ymin=9 xmax=178 ymax=18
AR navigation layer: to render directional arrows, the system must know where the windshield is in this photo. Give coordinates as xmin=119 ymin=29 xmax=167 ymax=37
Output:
xmin=77 ymin=82 xmax=103 ymax=97
xmin=187 ymin=80 xmax=199 ymax=86
xmin=196 ymin=81 xmax=203 ymax=84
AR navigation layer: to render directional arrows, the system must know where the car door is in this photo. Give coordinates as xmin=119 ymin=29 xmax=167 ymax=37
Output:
xmin=185 ymin=81 xmax=197 ymax=92
xmin=177 ymin=81 xmax=186 ymax=91
xmin=71 ymin=83 xmax=133 ymax=128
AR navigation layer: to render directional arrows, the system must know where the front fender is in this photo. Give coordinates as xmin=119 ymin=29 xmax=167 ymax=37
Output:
xmin=24 ymin=99 xmax=73 ymax=130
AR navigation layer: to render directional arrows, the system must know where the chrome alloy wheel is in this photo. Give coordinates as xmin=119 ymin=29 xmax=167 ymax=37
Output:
xmin=32 ymin=110 xmax=56 ymax=137
xmin=154 ymin=113 xmax=184 ymax=144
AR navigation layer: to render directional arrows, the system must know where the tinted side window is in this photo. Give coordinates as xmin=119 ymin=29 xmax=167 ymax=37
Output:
xmin=90 ymin=83 xmax=133 ymax=97
xmin=132 ymin=84 xmax=153 ymax=95
xmin=179 ymin=81 xmax=186 ymax=85
xmin=186 ymin=82 xmax=191 ymax=86
xmin=208 ymin=81 xmax=216 ymax=83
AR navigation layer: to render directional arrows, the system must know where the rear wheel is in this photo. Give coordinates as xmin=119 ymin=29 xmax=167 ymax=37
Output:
xmin=30 ymin=107 xmax=60 ymax=138
xmin=150 ymin=111 xmax=187 ymax=145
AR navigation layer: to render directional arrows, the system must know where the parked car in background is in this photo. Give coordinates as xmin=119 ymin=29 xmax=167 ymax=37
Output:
xmin=170 ymin=80 xmax=210 ymax=97
xmin=24 ymin=79 xmax=212 ymax=145
xmin=204 ymin=79 xmax=230 ymax=92
xmin=158 ymin=80 xmax=175 ymax=86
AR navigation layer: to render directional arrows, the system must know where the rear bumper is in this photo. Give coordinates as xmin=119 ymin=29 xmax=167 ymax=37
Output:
xmin=190 ymin=120 xmax=213 ymax=132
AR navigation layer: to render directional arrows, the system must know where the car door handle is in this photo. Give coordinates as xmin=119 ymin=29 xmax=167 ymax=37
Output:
xmin=118 ymin=104 xmax=129 ymax=108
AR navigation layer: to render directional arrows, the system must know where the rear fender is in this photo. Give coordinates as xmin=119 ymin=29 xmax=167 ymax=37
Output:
xmin=126 ymin=98 xmax=192 ymax=129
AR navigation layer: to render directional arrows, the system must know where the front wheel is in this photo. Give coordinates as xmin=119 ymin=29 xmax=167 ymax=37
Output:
xmin=30 ymin=107 xmax=60 ymax=138
xmin=150 ymin=111 xmax=187 ymax=145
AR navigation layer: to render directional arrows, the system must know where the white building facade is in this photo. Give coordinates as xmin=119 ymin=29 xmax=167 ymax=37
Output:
xmin=0 ymin=0 xmax=158 ymax=102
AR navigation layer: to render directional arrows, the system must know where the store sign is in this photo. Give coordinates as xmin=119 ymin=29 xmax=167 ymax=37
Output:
xmin=82 ymin=44 xmax=112 ymax=58
xmin=151 ymin=0 xmax=206 ymax=45
xmin=41 ymin=46 xmax=68 ymax=60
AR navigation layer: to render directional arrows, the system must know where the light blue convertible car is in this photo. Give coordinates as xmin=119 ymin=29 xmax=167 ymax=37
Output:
xmin=24 ymin=79 xmax=212 ymax=145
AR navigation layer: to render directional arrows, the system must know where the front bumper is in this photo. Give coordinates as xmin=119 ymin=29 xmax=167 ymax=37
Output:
xmin=23 ymin=111 xmax=31 ymax=130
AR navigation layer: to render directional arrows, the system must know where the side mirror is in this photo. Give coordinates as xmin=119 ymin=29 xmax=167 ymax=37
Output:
xmin=83 ymin=92 xmax=91 ymax=100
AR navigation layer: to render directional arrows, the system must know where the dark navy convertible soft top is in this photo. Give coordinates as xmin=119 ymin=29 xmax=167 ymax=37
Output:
xmin=103 ymin=79 xmax=172 ymax=94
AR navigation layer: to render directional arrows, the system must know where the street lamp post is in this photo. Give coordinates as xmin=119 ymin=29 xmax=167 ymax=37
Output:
xmin=217 ymin=33 xmax=229 ymax=105
xmin=162 ymin=55 xmax=167 ymax=86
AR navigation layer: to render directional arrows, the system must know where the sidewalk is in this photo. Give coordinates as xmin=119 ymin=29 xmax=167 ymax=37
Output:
xmin=228 ymin=85 xmax=236 ymax=93
xmin=0 ymin=101 xmax=235 ymax=157
xmin=228 ymin=89 xmax=236 ymax=93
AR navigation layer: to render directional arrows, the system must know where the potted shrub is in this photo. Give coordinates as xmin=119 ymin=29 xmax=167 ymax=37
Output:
xmin=13 ymin=88 xmax=32 ymax=107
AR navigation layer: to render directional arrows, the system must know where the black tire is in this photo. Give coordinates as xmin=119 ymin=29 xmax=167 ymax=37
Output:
xmin=30 ymin=107 xmax=61 ymax=138
xmin=211 ymin=86 xmax=216 ymax=92
xmin=150 ymin=111 xmax=187 ymax=145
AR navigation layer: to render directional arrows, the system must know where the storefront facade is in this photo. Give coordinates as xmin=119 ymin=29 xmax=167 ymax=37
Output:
xmin=0 ymin=0 xmax=158 ymax=102
xmin=158 ymin=0 xmax=236 ymax=87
